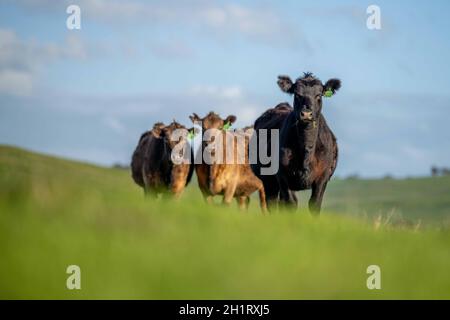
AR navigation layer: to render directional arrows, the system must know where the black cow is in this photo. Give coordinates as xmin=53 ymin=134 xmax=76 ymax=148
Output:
xmin=251 ymin=72 xmax=341 ymax=214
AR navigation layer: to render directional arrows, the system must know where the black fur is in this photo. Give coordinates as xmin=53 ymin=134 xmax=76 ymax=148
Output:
xmin=252 ymin=73 xmax=341 ymax=214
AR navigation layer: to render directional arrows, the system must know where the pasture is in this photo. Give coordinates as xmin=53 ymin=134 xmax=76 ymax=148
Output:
xmin=1 ymin=145 xmax=450 ymax=299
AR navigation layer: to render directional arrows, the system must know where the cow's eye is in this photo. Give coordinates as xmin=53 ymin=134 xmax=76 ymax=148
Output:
xmin=316 ymin=95 xmax=322 ymax=101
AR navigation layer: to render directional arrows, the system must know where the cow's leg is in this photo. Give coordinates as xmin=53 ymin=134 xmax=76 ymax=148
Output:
xmin=260 ymin=176 xmax=279 ymax=210
xmin=199 ymin=185 xmax=213 ymax=203
xmin=309 ymin=179 xmax=328 ymax=215
xmin=143 ymin=174 xmax=158 ymax=199
xmin=222 ymin=184 xmax=237 ymax=206
xmin=205 ymin=194 xmax=214 ymax=204
xmin=253 ymin=179 xmax=268 ymax=213
xmin=289 ymin=190 xmax=298 ymax=206
xmin=237 ymin=196 xmax=249 ymax=211
xmin=144 ymin=187 xmax=158 ymax=199
xmin=278 ymin=176 xmax=297 ymax=209
xmin=169 ymin=165 xmax=190 ymax=199
xmin=195 ymin=164 xmax=213 ymax=204
xmin=168 ymin=183 xmax=184 ymax=200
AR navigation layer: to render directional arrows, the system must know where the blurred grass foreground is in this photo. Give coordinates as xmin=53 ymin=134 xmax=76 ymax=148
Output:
xmin=1 ymin=145 xmax=450 ymax=299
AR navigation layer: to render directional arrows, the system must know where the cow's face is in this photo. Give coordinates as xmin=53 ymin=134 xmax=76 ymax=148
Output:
xmin=278 ymin=73 xmax=341 ymax=123
xmin=189 ymin=112 xmax=236 ymax=131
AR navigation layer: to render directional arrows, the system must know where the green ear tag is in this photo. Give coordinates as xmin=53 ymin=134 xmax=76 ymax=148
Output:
xmin=223 ymin=121 xmax=232 ymax=131
xmin=187 ymin=130 xmax=195 ymax=140
xmin=324 ymin=89 xmax=333 ymax=98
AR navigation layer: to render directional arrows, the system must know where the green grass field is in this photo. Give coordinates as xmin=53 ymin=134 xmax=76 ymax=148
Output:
xmin=1 ymin=145 xmax=450 ymax=299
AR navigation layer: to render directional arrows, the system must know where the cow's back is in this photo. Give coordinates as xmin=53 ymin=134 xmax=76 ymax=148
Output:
xmin=254 ymin=102 xmax=292 ymax=131
xmin=251 ymin=103 xmax=292 ymax=178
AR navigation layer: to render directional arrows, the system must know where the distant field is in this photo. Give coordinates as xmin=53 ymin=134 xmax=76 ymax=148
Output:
xmin=324 ymin=176 xmax=450 ymax=225
xmin=1 ymin=145 xmax=450 ymax=299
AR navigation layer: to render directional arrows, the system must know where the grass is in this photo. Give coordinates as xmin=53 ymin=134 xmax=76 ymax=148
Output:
xmin=324 ymin=176 xmax=450 ymax=224
xmin=1 ymin=145 xmax=450 ymax=299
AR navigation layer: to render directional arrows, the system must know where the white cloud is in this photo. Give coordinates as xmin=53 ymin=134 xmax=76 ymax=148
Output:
xmin=236 ymin=105 xmax=258 ymax=124
xmin=103 ymin=116 xmax=125 ymax=134
xmin=401 ymin=145 xmax=429 ymax=163
xmin=0 ymin=28 xmax=89 ymax=96
xmin=188 ymin=85 xmax=243 ymax=99
xmin=0 ymin=69 xmax=33 ymax=96
xmin=0 ymin=29 xmax=86 ymax=71
xmin=11 ymin=0 xmax=303 ymax=48
xmin=150 ymin=40 xmax=194 ymax=60
xmin=198 ymin=3 xmax=297 ymax=44
xmin=182 ymin=84 xmax=264 ymax=126
xmin=64 ymin=34 xmax=88 ymax=60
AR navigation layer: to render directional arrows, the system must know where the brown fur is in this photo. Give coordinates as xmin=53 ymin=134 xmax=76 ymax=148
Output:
xmin=190 ymin=112 xmax=267 ymax=212
xmin=190 ymin=112 xmax=236 ymax=204
xmin=130 ymin=121 xmax=194 ymax=199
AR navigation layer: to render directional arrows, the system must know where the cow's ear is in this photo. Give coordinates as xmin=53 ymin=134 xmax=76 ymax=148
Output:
xmin=277 ymin=75 xmax=294 ymax=94
xmin=151 ymin=122 xmax=165 ymax=137
xmin=152 ymin=127 xmax=163 ymax=138
xmin=225 ymin=115 xmax=237 ymax=124
xmin=189 ymin=113 xmax=201 ymax=123
xmin=323 ymin=78 xmax=341 ymax=97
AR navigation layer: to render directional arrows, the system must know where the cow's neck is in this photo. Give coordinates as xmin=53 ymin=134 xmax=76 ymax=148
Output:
xmin=295 ymin=118 xmax=319 ymax=172
xmin=210 ymin=163 xmax=224 ymax=180
xmin=209 ymin=132 xmax=229 ymax=179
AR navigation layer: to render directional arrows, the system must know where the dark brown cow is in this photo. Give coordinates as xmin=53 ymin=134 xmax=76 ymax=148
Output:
xmin=252 ymin=72 xmax=341 ymax=214
xmin=131 ymin=121 xmax=194 ymax=198
xmin=190 ymin=112 xmax=267 ymax=212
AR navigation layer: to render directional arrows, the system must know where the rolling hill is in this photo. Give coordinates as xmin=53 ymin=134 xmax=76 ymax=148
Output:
xmin=1 ymin=145 xmax=450 ymax=299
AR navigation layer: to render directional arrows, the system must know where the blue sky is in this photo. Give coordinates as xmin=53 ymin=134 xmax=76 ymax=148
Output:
xmin=1 ymin=0 xmax=450 ymax=177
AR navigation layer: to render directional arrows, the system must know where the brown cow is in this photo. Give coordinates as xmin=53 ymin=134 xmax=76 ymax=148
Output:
xmin=189 ymin=112 xmax=236 ymax=204
xmin=190 ymin=112 xmax=267 ymax=212
xmin=131 ymin=121 xmax=194 ymax=198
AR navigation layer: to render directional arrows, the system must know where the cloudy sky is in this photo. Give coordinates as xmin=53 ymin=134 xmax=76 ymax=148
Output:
xmin=1 ymin=0 xmax=450 ymax=177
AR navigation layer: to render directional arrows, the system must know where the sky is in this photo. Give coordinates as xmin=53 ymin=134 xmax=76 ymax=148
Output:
xmin=1 ymin=0 xmax=450 ymax=177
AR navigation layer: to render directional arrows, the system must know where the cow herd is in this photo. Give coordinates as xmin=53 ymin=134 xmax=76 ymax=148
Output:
xmin=131 ymin=72 xmax=341 ymax=214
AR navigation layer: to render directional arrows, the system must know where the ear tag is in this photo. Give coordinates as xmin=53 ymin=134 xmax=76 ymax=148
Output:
xmin=187 ymin=129 xmax=196 ymax=140
xmin=223 ymin=121 xmax=232 ymax=131
xmin=323 ymin=89 xmax=333 ymax=98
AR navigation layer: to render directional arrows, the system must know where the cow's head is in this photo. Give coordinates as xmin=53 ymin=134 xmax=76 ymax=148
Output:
xmin=189 ymin=112 xmax=237 ymax=160
xmin=189 ymin=112 xmax=236 ymax=131
xmin=277 ymin=72 xmax=341 ymax=123
xmin=161 ymin=121 xmax=190 ymax=149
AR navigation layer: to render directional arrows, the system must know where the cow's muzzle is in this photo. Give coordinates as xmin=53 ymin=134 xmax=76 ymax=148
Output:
xmin=299 ymin=110 xmax=313 ymax=121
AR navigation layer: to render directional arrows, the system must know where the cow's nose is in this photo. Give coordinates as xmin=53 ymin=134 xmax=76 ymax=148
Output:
xmin=300 ymin=111 xmax=313 ymax=119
